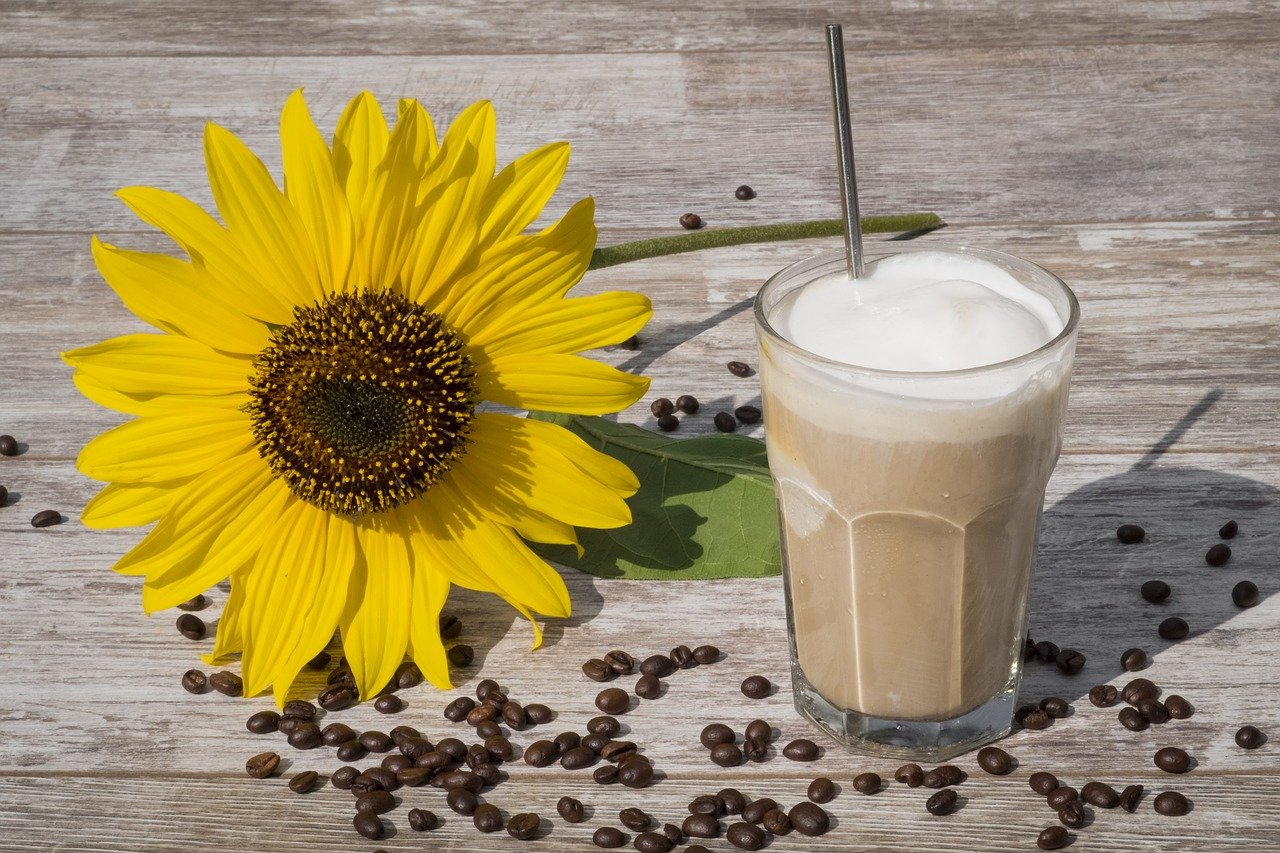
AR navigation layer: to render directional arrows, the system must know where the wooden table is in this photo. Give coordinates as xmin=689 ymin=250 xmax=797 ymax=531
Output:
xmin=2 ymin=2 xmax=1278 ymax=850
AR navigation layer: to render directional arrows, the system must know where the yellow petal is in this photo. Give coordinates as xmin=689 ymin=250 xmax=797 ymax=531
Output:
xmin=469 ymin=291 xmax=651 ymax=359
xmin=515 ymin=413 xmax=641 ymax=494
xmin=332 ymin=91 xmax=390 ymax=221
xmin=91 ymin=237 xmax=270 ymax=353
xmin=204 ymin=122 xmax=323 ymax=306
xmin=477 ymin=141 xmax=569 ymax=249
xmin=476 ymin=352 xmax=650 ymax=415
xmin=63 ymin=333 xmax=251 ymax=397
xmin=70 ymin=371 xmax=249 ymax=417
xmin=448 ymin=452 xmax=582 ymax=550
xmin=82 ymin=478 xmax=193 ymax=529
xmin=77 ymin=408 xmax=253 ymax=484
xmin=342 ymin=523 xmax=412 ymax=700
xmin=406 ymin=550 xmax=452 ymax=690
xmin=354 ymin=101 xmax=432 ymax=293
xmin=396 ymin=98 xmax=440 ymax=176
xmin=115 ymin=186 xmax=296 ymax=323
xmin=204 ymin=573 xmax=248 ymax=665
xmin=281 ymin=89 xmax=354 ymax=295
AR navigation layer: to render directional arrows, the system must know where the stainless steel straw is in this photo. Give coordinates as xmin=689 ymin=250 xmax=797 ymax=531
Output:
xmin=825 ymin=24 xmax=865 ymax=278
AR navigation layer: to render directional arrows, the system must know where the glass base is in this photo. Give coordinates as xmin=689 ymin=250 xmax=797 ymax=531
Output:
xmin=792 ymin=668 xmax=1016 ymax=762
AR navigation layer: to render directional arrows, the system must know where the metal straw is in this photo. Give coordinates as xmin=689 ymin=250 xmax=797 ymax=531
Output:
xmin=825 ymin=23 xmax=865 ymax=278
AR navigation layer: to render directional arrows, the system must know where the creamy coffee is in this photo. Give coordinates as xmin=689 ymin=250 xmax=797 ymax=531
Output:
xmin=760 ymin=250 xmax=1073 ymax=723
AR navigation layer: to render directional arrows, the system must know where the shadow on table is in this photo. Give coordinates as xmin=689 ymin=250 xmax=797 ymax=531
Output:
xmin=1025 ymin=389 xmax=1275 ymax=704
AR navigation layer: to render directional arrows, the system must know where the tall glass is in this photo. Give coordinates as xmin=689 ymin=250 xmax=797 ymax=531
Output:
xmin=755 ymin=244 xmax=1079 ymax=760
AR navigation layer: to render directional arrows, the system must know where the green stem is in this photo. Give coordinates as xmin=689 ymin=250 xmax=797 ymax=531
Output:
xmin=587 ymin=212 xmax=944 ymax=271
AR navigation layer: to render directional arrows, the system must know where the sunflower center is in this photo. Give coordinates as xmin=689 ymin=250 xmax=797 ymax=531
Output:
xmin=247 ymin=290 xmax=477 ymax=516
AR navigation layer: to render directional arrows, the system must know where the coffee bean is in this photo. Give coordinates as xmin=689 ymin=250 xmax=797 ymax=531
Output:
xmin=352 ymin=812 xmax=384 ymax=840
xmin=620 ymin=807 xmax=652 ymax=830
xmin=177 ymin=594 xmax=208 ymax=611
xmin=1056 ymin=649 xmax=1086 ymax=675
xmin=713 ymin=412 xmax=737 ymax=432
xmin=407 ymin=807 xmax=438 ymax=831
xmin=447 ymin=644 xmax=474 ymax=666
xmin=925 ymin=788 xmax=958 ymax=816
xmin=335 ymin=740 xmax=367 ymax=762
xmin=593 ymin=826 xmax=627 ymax=848
xmin=444 ymin=695 xmax=475 ymax=722
xmin=446 ymin=787 xmax=479 ymax=815
xmin=596 ymin=651 xmax=633 ymax=677
xmin=369 ymin=766 xmax=401 ymax=793
xmin=1046 ymin=786 xmax=1078 ymax=810
xmin=1034 ymin=641 xmax=1059 ymax=663
xmin=501 ymin=700 xmax=527 ymax=730
xmin=762 ymin=808 xmax=791 ymax=835
xmin=923 ymin=765 xmax=963 ymax=788
xmin=742 ymin=736 xmax=767 ymax=762
xmin=640 ymin=654 xmax=674 ymax=677
xmin=357 ymin=730 xmax=392 ymax=753
xmin=1159 ymin=616 xmax=1189 ymax=640
xmin=507 ymin=812 xmax=540 ymax=840
xmin=743 ymin=719 xmax=771 ymax=743
xmin=386 ymin=754 xmax=416 ymax=776
xmin=680 ymin=213 xmax=704 ymax=230
xmin=287 ymin=721 xmax=321 ymax=750
xmin=683 ymin=812 xmax=720 ymax=838
xmin=1119 ymin=706 xmax=1149 ymax=731
xmin=650 ymin=398 xmax=675 ymax=418
xmin=597 ymin=740 xmax=636 ymax=764
xmin=287 ymin=770 xmax=318 ymax=794
xmin=741 ymin=798 xmax=776 ymax=825
xmin=467 ymin=703 xmax=498 ymax=727
xmin=1162 ymin=695 xmax=1192 ymax=720
xmin=1116 ymin=523 xmax=1145 ymax=544
xmin=1081 ymin=781 xmax=1120 ymax=808
xmin=1122 ymin=647 xmax=1148 ymax=672
xmin=1057 ymin=800 xmax=1086 ymax=829
xmin=853 ymin=772 xmax=882 ymax=794
xmin=318 ymin=683 xmax=355 ymax=711
xmin=349 ymin=772 xmax=383 ymax=795
xmin=676 ymin=395 xmax=700 ymax=415
xmin=1206 ymin=543 xmax=1232 ymax=566
xmin=437 ymin=737 xmax=466 ymax=762
xmin=1154 ymin=746 xmax=1191 ymax=773
xmin=180 ymin=669 xmax=208 ymax=694
xmin=1024 ymin=637 xmax=1037 ymax=662
xmin=727 ymin=361 xmax=753 ymax=377
xmin=1236 ymin=725 xmax=1265 ymax=749
xmin=1088 ymin=684 xmax=1119 ymax=707
xmin=700 ymin=723 xmax=735 ymax=749
xmin=482 ymin=735 xmax=512 ymax=764
xmin=896 ymin=763 xmax=925 ymax=787
xmin=1119 ymin=783 xmax=1144 ymax=812
xmin=278 ymin=717 xmax=301 ymax=736
xmin=657 ymin=414 xmax=679 ymax=432
xmin=1139 ymin=697 xmax=1169 ymax=725
xmin=692 ymin=644 xmax=720 ymax=664
xmin=279 ymin=699 xmax=313 ymax=721
xmin=517 ymin=703 xmax=549 ymax=726
xmin=1141 ymin=580 xmax=1172 ymax=605
xmin=549 ymin=796 xmax=584 ymax=824
xmin=388 ymin=723 xmax=421 ymax=745
xmin=554 ymin=731 xmax=581 ymax=753
xmin=634 ymin=831 xmax=671 ymax=853
xmin=175 ymin=612 xmax=207 ymax=640
xmin=733 ymin=405 xmax=762 ymax=425
xmin=245 ymin=710 xmax=278 ymax=734
xmin=596 ymin=687 xmax=629 ymax=714
xmin=1023 ymin=709 xmax=1051 ymax=730
xmin=302 ymin=650 xmax=330 ymax=671
xmin=618 ymin=757 xmax=654 ymax=788
xmin=1154 ymin=790 xmax=1191 ymax=816
xmin=330 ymin=766 xmax=360 ymax=790
xmin=783 ymin=738 xmax=819 ymax=761
xmin=523 ymin=739 xmax=558 ymax=767
xmin=1233 ymin=580 xmax=1260 ymax=608
xmin=588 ymin=715 xmax=621 ymax=736
xmin=1219 ymin=519 xmax=1239 ymax=539
xmin=711 ymin=743 xmax=743 ymax=767
xmin=593 ymin=764 xmax=619 ymax=785
xmin=670 ymin=644 xmax=695 ymax=668
xmin=583 ymin=732 xmax=611 ymax=753
xmin=1040 ymin=697 xmax=1070 ymax=719
xmin=325 ymin=665 xmax=353 ymax=686
xmin=1029 ymin=772 xmax=1059 ymax=796
xmin=735 ymin=184 xmax=756 ymax=200
xmin=245 ymin=752 xmax=280 ymax=779
xmin=561 ymin=745 xmax=598 ymax=770
xmin=689 ymin=795 xmax=723 ymax=816
xmin=30 ymin=509 xmax=61 ymax=528
xmin=473 ymin=803 xmax=503 ymax=833
xmin=1037 ymin=825 xmax=1070 ymax=850
xmin=977 ymin=746 xmax=1013 ymax=775
xmin=636 ymin=673 xmax=662 ymax=700
xmin=209 ymin=671 xmax=243 ymax=697
xmin=719 ymin=788 xmax=747 ymax=814
xmin=726 ymin=821 xmax=767 ymax=849
xmin=740 ymin=675 xmax=771 ymax=699
xmin=474 ymin=678 xmax=499 ymax=700
xmin=1123 ymin=677 xmax=1159 ymax=705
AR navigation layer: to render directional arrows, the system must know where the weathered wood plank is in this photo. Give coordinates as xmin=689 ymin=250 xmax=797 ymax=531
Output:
xmin=1 ymin=0 xmax=1275 ymax=58
xmin=1 ymin=44 xmax=1277 ymax=233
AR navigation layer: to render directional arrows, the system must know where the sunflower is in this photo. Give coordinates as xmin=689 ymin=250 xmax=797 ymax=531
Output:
xmin=64 ymin=90 xmax=651 ymax=705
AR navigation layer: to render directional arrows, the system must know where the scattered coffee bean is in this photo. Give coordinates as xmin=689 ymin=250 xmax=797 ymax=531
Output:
xmin=524 ymin=739 xmax=559 ymax=767
xmin=680 ymin=213 xmax=704 ymax=230
xmin=740 ymin=720 xmax=769 ymax=743
xmin=1164 ymin=695 xmax=1193 ymax=719
xmin=740 ymin=675 xmax=771 ymax=699
xmin=735 ymin=184 xmax=756 ymax=200
xmin=524 ymin=702 xmax=553 ymax=725
xmin=318 ymin=683 xmax=355 ymax=711
xmin=670 ymin=644 xmax=695 ymax=668
xmin=174 ymin=613 xmax=205 ymax=640
xmin=1037 ymin=825 xmax=1070 ymax=850
xmin=245 ymin=752 xmax=280 ymax=779
xmin=1119 ymin=783 xmax=1144 ymax=812
xmin=485 ymin=734 xmax=515 ymax=762
xmin=583 ymin=732 xmax=611 ymax=753
xmin=245 ymin=709 xmax=279 ymax=734
xmin=444 ymin=695 xmax=475 ymax=721
xmin=1154 ymin=790 xmax=1190 ymax=816
xmin=1116 ymin=523 xmax=1145 ymax=544
xmin=330 ymin=766 xmax=360 ymax=790
xmin=1159 ymin=616 xmax=1189 ymax=640
xmin=177 ymin=594 xmax=208 ymax=611
xmin=853 ymin=771 xmax=881 ymax=794
xmin=593 ymin=826 xmax=627 ymax=848
xmin=387 ymin=754 xmax=417 ymax=776
xmin=741 ymin=736 xmax=767 ymax=762
xmin=662 ymin=822 xmax=682 ymax=846
xmin=596 ymin=687 xmax=629 ymax=714
xmin=554 ymin=731 xmax=581 ymax=753
xmin=1119 ymin=706 xmax=1149 ymax=731
xmin=1219 ymin=519 xmax=1239 ymax=539
xmin=634 ymin=831 xmax=672 ymax=853
xmin=683 ymin=812 xmax=720 ymax=838
xmin=713 ymin=412 xmax=737 ymax=432
xmin=502 ymin=700 xmax=528 ymax=730
xmin=719 ymin=788 xmax=747 ymax=814
xmin=1056 ymin=649 xmax=1086 ymax=675
xmin=30 ymin=509 xmax=60 ymax=528
xmin=923 ymin=765 xmax=963 ymax=788
xmin=406 ymin=807 xmax=438 ymax=831
xmin=280 ymin=699 xmax=313 ymax=721
xmin=656 ymin=414 xmax=679 ymax=432
xmin=446 ymin=786 xmax=479 ymax=815
xmin=277 ymin=717 xmax=301 ymax=736
xmin=474 ymin=803 xmax=503 ymax=833
xmin=447 ymin=644 xmax=474 ymax=666
xmin=589 ymin=715 xmax=621 ymax=736
xmin=692 ymin=644 xmax=720 ymax=664
xmin=358 ymin=730 xmax=392 ymax=753
xmin=1046 ymin=786 xmax=1078 ymax=810
xmin=735 ymin=406 xmax=763 ymax=427
xmin=288 ymin=770 xmax=319 ymax=794
xmin=808 ymin=776 xmax=836 ymax=802
xmin=1029 ymin=772 xmax=1059 ymax=796
xmin=618 ymin=757 xmax=654 ymax=788
xmin=287 ymin=721 xmax=322 ymax=750
xmin=593 ymin=764 xmax=619 ymax=785
xmin=557 ymin=796 xmax=585 ymax=823
xmin=1236 ymin=725 xmax=1265 ymax=749
xmin=621 ymin=335 xmax=641 ymax=350
xmin=335 ymin=740 xmax=367 ymax=762
xmin=1140 ymin=697 xmax=1170 ymax=725
xmin=1233 ymin=580 xmax=1260 ymax=608
xmin=640 ymin=654 xmax=674 ymax=678
xmin=349 ymin=772 xmax=384 ymax=795
xmin=467 ymin=703 xmax=498 ymax=727
xmin=1089 ymin=684 xmax=1119 ymax=707
xmin=650 ymin=398 xmax=675 ymax=418
xmin=896 ymin=763 xmax=925 ymax=787
xmin=925 ymin=788 xmax=958 ymax=816
xmin=977 ymin=746 xmax=1013 ymax=775
xmin=700 ymin=723 xmax=735 ymax=749
xmin=507 ymin=812 xmax=540 ymax=840
xmin=438 ymin=614 xmax=462 ymax=640
xmin=727 ymin=360 xmax=753 ymax=377
xmin=1022 ymin=709 xmax=1051 ymax=730
xmin=181 ymin=669 xmax=208 ymax=694
xmin=602 ymin=650 xmax=635 ymax=675
xmin=599 ymin=738 xmax=636 ymax=761
xmin=210 ymin=671 xmax=243 ymax=697
xmin=561 ymin=745 xmax=597 ymax=770
xmin=1040 ymin=697 xmax=1070 ymax=719
xmin=741 ymin=798 xmax=776 ymax=825
xmin=1082 ymin=781 xmax=1120 ymax=808
xmin=1154 ymin=746 xmax=1192 ymax=773
xmin=762 ymin=808 xmax=791 ymax=835
xmin=676 ymin=395 xmax=700 ymax=415
xmin=373 ymin=694 xmax=402 ymax=714
xmin=783 ymin=738 xmax=819 ymax=761
xmin=1141 ymin=579 xmax=1172 ymax=603
xmin=1034 ymin=641 xmax=1059 ymax=663
xmin=476 ymin=679 xmax=500 ymax=700
xmin=1206 ymin=543 xmax=1232 ymax=567
xmin=711 ymin=743 xmax=743 ymax=767
xmin=1024 ymin=637 xmax=1037 ymax=661
xmin=1122 ymin=647 xmax=1148 ymax=672
xmin=1124 ymin=677 xmax=1159 ymax=705
xmin=726 ymin=821 xmax=767 ymax=849
xmin=636 ymin=673 xmax=662 ymax=700
xmin=620 ymin=807 xmax=652 ymax=830
xmin=352 ymin=812 xmax=384 ymax=840
xmin=1057 ymin=800 xmax=1086 ymax=829
xmin=689 ymin=795 xmax=723 ymax=816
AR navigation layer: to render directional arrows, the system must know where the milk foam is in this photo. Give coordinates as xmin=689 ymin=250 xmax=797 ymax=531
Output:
xmin=772 ymin=252 xmax=1064 ymax=372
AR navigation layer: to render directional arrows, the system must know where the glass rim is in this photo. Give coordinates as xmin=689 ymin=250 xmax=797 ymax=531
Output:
xmin=753 ymin=243 xmax=1081 ymax=379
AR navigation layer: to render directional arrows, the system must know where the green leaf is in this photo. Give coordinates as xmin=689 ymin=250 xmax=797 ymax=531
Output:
xmin=528 ymin=412 xmax=781 ymax=580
